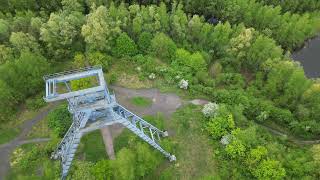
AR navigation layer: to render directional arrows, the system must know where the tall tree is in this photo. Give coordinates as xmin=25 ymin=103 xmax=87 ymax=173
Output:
xmin=9 ymin=32 xmax=40 ymax=55
xmin=81 ymin=6 xmax=121 ymax=52
xmin=40 ymin=2 xmax=84 ymax=58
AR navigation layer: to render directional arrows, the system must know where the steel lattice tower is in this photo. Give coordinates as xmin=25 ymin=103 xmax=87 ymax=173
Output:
xmin=43 ymin=66 xmax=176 ymax=179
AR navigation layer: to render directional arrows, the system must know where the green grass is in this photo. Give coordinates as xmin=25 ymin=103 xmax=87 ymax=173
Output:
xmin=0 ymin=128 xmax=20 ymax=145
xmin=76 ymin=130 xmax=107 ymax=162
xmin=27 ymin=116 xmax=51 ymax=139
xmin=130 ymin=96 xmax=153 ymax=107
xmin=148 ymin=105 xmax=218 ymax=179
xmin=0 ymin=99 xmax=53 ymax=145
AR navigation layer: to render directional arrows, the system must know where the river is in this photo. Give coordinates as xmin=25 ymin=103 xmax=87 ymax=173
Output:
xmin=292 ymin=35 xmax=320 ymax=78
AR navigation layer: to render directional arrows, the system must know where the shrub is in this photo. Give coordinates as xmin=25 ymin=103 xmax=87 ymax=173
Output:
xmin=26 ymin=95 xmax=46 ymax=110
xmin=150 ymin=33 xmax=177 ymax=62
xmin=225 ymin=138 xmax=246 ymax=158
xmin=215 ymin=73 xmax=245 ymax=89
xmin=137 ymin=32 xmax=153 ymax=54
xmin=202 ymin=102 xmax=219 ymax=118
xmin=87 ymin=52 xmax=112 ymax=71
xmin=172 ymin=49 xmax=207 ymax=75
xmin=91 ymin=160 xmax=112 ymax=180
xmin=48 ymin=104 xmax=72 ymax=137
xmin=108 ymin=73 xmax=117 ymax=84
xmin=113 ymin=33 xmax=138 ymax=57
xmin=206 ymin=114 xmax=235 ymax=139
xmin=179 ymin=79 xmax=189 ymax=89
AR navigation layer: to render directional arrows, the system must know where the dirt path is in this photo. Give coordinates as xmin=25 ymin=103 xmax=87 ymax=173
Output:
xmin=0 ymin=102 xmax=58 ymax=180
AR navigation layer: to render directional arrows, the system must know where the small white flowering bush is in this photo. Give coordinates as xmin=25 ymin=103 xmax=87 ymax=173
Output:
xmin=136 ymin=66 xmax=141 ymax=72
xmin=220 ymin=134 xmax=231 ymax=145
xmin=179 ymin=79 xmax=188 ymax=89
xmin=202 ymin=102 xmax=219 ymax=118
xmin=148 ymin=73 xmax=156 ymax=80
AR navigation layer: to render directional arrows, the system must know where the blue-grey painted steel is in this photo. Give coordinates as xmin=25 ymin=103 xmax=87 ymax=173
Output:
xmin=43 ymin=66 xmax=175 ymax=179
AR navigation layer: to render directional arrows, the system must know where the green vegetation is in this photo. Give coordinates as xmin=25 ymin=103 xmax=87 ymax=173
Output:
xmin=76 ymin=130 xmax=107 ymax=162
xmin=47 ymin=104 xmax=72 ymax=137
xmin=258 ymin=0 xmax=320 ymax=14
xmin=0 ymin=128 xmax=19 ymax=145
xmin=130 ymin=96 xmax=153 ymax=107
xmin=1 ymin=0 xmax=320 ymax=179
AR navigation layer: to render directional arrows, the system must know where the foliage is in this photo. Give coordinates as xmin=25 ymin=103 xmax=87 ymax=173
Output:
xmin=41 ymin=10 xmax=84 ymax=58
xmin=137 ymin=32 xmax=153 ymax=53
xmin=206 ymin=114 xmax=235 ymax=139
xmin=185 ymin=0 xmax=319 ymax=50
xmin=113 ymin=148 xmax=136 ymax=180
xmin=150 ymin=32 xmax=177 ymax=62
xmin=26 ymin=95 xmax=46 ymax=110
xmin=0 ymin=19 xmax=9 ymax=41
xmin=113 ymin=32 xmax=138 ymax=57
xmin=91 ymin=160 xmax=112 ymax=180
xmin=0 ymin=80 xmax=16 ymax=123
xmin=0 ymin=52 xmax=49 ymax=123
xmin=252 ymin=159 xmax=286 ymax=179
xmin=81 ymin=4 xmax=127 ymax=52
xmin=9 ymin=32 xmax=40 ymax=55
xmin=225 ymin=137 xmax=246 ymax=158
xmin=0 ymin=45 xmax=13 ymax=65
xmin=171 ymin=48 xmax=207 ymax=76
xmin=0 ymin=127 xmax=19 ymax=145
xmin=259 ymin=0 xmax=320 ymax=14
xmin=1 ymin=1 xmax=320 ymax=179
xmin=47 ymin=104 xmax=72 ymax=137
xmin=69 ymin=161 xmax=95 ymax=180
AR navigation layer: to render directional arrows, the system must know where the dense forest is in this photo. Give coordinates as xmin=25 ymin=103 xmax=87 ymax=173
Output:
xmin=0 ymin=0 xmax=320 ymax=179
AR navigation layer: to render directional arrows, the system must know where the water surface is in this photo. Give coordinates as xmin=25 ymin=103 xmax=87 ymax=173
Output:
xmin=292 ymin=35 xmax=320 ymax=78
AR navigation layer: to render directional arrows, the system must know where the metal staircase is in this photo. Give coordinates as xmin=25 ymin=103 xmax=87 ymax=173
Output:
xmin=43 ymin=66 xmax=175 ymax=179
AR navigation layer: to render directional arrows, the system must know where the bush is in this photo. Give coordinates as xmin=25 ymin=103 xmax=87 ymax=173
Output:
xmin=215 ymin=73 xmax=245 ymax=89
xmin=107 ymin=73 xmax=117 ymax=85
xmin=137 ymin=32 xmax=153 ymax=54
xmin=91 ymin=160 xmax=112 ymax=180
xmin=202 ymin=102 xmax=219 ymax=118
xmin=150 ymin=33 xmax=177 ymax=62
xmin=87 ymin=52 xmax=112 ymax=71
xmin=47 ymin=104 xmax=72 ymax=137
xmin=113 ymin=33 xmax=138 ymax=57
xmin=26 ymin=95 xmax=46 ymax=110
xmin=206 ymin=114 xmax=235 ymax=139
xmin=171 ymin=48 xmax=207 ymax=75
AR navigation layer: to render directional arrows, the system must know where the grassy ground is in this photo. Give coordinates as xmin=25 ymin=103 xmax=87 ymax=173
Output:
xmin=75 ymin=130 xmax=107 ymax=162
xmin=0 ymin=128 xmax=20 ymax=145
xmin=0 ymin=102 xmax=52 ymax=145
xmin=130 ymin=96 xmax=153 ymax=107
xmin=27 ymin=116 xmax=51 ymax=139
xmin=107 ymin=59 xmax=154 ymax=89
xmin=147 ymin=105 xmax=218 ymax=179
